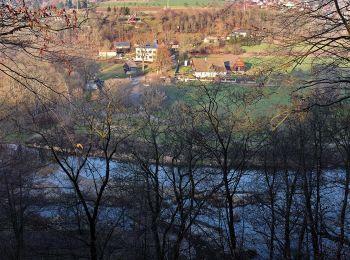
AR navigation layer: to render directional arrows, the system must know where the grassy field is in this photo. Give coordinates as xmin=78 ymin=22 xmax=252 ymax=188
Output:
xmin=99 ymin=0 xmax=225 ymax=7
xmin=162 ymin=82 xmax=293 ymax=120
xmin=98 ymin=61 xmax=128 ymax=80
xmin=241 ymin=43 xmax=275 ymax=53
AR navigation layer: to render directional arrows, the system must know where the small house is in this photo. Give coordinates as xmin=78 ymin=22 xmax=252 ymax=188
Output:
xmin=123 ymin=60 xmax=138 ymax=74
xmin=233 ymin=58 xmax=245 ymax=72
xmin=115 ymin=41 xmax=131 ymax=53
xmin=85 ymin=79 xmax=104 ymax=90
xmin=203 ymin=36 xmax=219 ymax=44
xmin=128 ymin=15 xmax=140 ymax=24
xmin=171 ymin=44 xmax=179 ymax=50
xmin=98 ymin=50 xmax=116 ymax=58
xmin=226 ymin=29 xmax=249 ymax=40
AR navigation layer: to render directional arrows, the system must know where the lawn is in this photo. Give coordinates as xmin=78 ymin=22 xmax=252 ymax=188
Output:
xmin=161 ymin=82 xmax=294 ymax=120
xmin=241 ymin=43 xmax=275 ymax=53
xmin=98 ymin=61 xmax=128 ymax=80
xmin=243 ymin=56 xmax=321 ymax=72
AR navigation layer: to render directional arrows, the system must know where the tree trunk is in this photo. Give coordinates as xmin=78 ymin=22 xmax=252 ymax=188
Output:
xmin=223 ymin=168 xmax=237 ymax=256
xmin=89 ymin=221 xmax=98 ymax=260
xmin=336 ymin=159 xmax=350 ymax=259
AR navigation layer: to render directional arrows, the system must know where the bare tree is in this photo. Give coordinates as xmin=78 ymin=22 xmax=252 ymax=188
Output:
xmin=30 ymin=93 xmax=130 ymax=260
xmin=194 ymin=84 xmax=253 ymax=258
xmin=0 ymin=144 xmax=45 ymax=259
xmin=323 ymin=104 xmax=350 ymax=259
xmin=275 ymin=0 xmax=350 ymax=107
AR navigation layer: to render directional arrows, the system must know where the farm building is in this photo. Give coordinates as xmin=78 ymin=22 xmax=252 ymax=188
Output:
xmin=203 ymin=36 xmax=219 ymax=44
xmin=191 ymin=58 xmax=226 ymax=78
xmin=123 ymin=61 xmax=138 ymax=74
xmin=115 ymin=42 xmax=131 ymax=53
xmin=191 ymin=56 xmax=246 ymax=78
xmin=226 ymin=29 xmax=249 ymax=40
xmin=98 ymin=50 xmax=117 ymax=58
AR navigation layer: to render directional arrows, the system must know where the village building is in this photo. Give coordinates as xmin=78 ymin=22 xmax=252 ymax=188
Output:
xmin=115 ymin=41 xmax=131 ymax=53
xmin=191 ymin=58 xmax=226 ymax=78
xmin=203 ymin=36 xmax=219 ymax=44
xmin=171 ymin=44 xmax=180 ymax=50
xmin=135 ymin=43 xmax=158 ymax=62
xmin=85 ymin=79 xmax=104 ymax=90
xmin=233 ymin=58 xmax=246 ymax=72
xmin=123 ymin=60 xmax=138 ymax=74
xmin=191 ymin=56 xmax=246 ymax=78
xmin=98 ymin=50 xmax=117 ymax=58
xmin=226 ymin=29 xmax=249 ymax=40
xmin=127 ymin=14 xmax=141 ymax=24
xmin=283 ymin=1 xmax=295 ymax=8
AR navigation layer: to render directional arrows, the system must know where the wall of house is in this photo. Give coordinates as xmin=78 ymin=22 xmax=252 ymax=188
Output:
xmin=98 ymin=51 xmax=117 ymax=57
xmin=194 ymin=71 xmax=226 ymax=78
xmin=135 ymin=48 xmax=157 ymax=62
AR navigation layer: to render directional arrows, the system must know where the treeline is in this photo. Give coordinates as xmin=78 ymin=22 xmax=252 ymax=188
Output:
xmin=0 ymin=85 xmax=349 ymax=259
xmin=82 ymin=5 xmax=273 ymax=50
xmin=159 ymin=7 xmax=272 ymax=34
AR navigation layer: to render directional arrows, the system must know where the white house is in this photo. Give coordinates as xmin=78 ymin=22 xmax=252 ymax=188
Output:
xmin=135 ymin=43 xmax=158 ymax=62
xmin=98 ymin=50 xmax=117 ymax=58
xmin=203 ymin=36 xmax=219 ymax=44
xmin=226 ymin=30 xmax=249 ymax=40
xmin=284 ymin=2 xmax=295 ymax=8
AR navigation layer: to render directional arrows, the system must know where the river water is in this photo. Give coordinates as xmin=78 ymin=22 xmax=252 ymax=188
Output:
xmin=2 ymin=144 xmax=347 ymax=258
xmin=44 ymin=156 xmax=348 ymax=259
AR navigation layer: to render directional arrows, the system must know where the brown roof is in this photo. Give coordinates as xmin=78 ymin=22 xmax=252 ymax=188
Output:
xmin=192 ymin=56 xmax=245 ymax=72
xmin=125 ymin=60 xmax=137 ymax=68
xmin=192 ymin=58 xmax=225 ymax=72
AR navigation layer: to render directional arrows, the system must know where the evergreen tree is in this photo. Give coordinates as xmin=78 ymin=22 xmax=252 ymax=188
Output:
xmin=66 ymin=0 xmax=73 ymax=8
xmin=80 ymin=0 xmax=88 ymax=9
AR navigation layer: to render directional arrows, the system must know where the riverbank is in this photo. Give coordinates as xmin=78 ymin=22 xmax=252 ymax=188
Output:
xmin=2 ymin=142 xmax=343 ymax=172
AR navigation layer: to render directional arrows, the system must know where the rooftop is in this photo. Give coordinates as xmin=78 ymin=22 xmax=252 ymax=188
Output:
xmin=115 ymin=41 xmax=131 ymax=48
xmin=136 ymin=43 xmax=159 ymax=49
xmin=191 ymin=56 xmax=245 ymax=72
xmin=125 ymin=60 xmax=137 ymax=68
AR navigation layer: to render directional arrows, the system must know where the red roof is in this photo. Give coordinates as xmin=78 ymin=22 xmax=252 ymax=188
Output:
xmin=233 ymin=58 xmax=245 ymax=67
